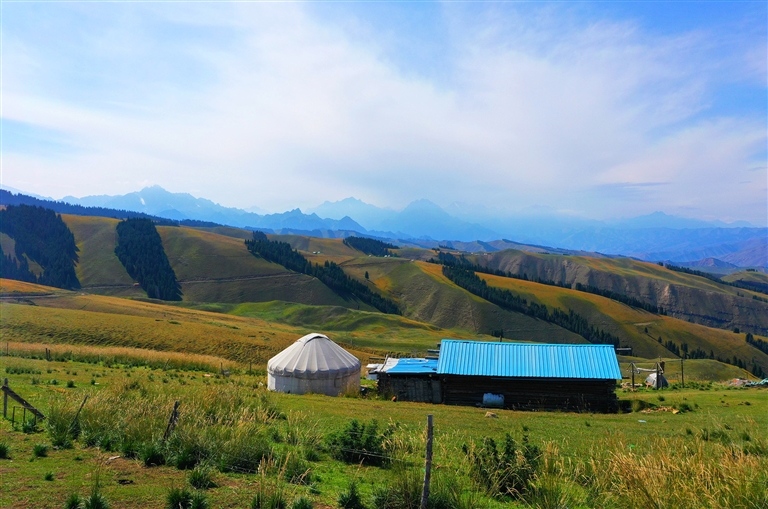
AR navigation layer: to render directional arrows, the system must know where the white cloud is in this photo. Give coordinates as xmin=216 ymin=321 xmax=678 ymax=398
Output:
xmin=1 ymin=3 xmax=765 ymax=223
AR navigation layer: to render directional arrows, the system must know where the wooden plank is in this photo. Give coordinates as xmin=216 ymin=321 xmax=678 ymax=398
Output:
xmin=2 ymin=379 xmax=45 ymax=419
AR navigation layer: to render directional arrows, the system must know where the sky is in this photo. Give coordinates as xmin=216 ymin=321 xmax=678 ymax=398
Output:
xmin=1 ymin=1 xmax=766 ymax=225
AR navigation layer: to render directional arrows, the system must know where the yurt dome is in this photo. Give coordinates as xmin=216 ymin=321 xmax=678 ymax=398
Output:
xmin=267 ymin=333 xmax=361 ymax=396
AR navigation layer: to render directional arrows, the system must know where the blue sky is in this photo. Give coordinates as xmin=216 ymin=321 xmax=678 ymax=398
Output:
xmin=1 ymin=1 xmax=766 ymax=224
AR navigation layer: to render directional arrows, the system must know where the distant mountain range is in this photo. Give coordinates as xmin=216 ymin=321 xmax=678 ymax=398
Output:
xmin=3 ymin=185 xmax=766 ymax=267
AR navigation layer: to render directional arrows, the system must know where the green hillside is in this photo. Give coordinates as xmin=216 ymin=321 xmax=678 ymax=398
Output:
xmin=64 ymin=215 xmax=146 ymax=298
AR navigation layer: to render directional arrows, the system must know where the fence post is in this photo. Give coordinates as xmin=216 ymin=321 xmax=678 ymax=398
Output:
xmin=420 ymin=414 xmax=434 ymax=509
xmin=681 ymin=358 xmax=685 ymax=388
xmin=3 ymin=379 xmax=7 ymax=418
xmin=69 ymin=396 xmax=89 ymax=434
xmin=163 ymin=401 xmax=180 ymax=441
xmin=631 ymin=363 xmax=635 ymax=391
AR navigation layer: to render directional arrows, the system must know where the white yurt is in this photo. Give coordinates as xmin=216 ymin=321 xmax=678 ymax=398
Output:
xmin=267 ymin=333 xmax=361 ymax=396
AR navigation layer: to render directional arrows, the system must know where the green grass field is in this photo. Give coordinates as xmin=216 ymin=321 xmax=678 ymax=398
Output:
xmin=1 ymin=355 xmax=766 ymax=509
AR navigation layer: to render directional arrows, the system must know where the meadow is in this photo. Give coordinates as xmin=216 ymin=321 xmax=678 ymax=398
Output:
xmin=1 ymin=354 xmax=766 ymax=509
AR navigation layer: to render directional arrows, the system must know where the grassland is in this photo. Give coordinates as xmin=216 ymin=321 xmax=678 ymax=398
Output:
xmin=1 ymin=355 xmax=766 ymax=509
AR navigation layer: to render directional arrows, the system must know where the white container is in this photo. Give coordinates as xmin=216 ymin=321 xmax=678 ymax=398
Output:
xmin=482 ymin=393 xmax=505 ymax=408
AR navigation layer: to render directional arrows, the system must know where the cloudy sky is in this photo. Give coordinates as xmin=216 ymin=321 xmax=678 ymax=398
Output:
xmin=2 ymin=1 xmax=766 ymax=224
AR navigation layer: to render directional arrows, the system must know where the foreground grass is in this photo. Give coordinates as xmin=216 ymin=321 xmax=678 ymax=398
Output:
xmin=1 ymin=356 xmax=766 ymax=509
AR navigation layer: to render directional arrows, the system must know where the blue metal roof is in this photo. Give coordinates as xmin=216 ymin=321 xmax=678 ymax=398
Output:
xmin=436 ymin=340 xmax=622 ymax=380
xmin=385 ymin=358 xmax=438 ymax=375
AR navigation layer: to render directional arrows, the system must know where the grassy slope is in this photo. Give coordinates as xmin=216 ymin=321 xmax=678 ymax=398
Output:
xmin=63 ymin=215 xmax=352 ymax=307
xmin=722 ymin=270 xmax=768 ymax=285
xmin=0 ymin=289 xmax=378 ymax=366
xmin=480 ymin=272 xmax=768 ymax=371
xmin=63 ymin=215 xmax=147 ymax=298
xmin=617 ymin=357 xmax=754 ymax=382
xmin=348 ymin=258 xmax=586 ymax=343
xmin=0 ymin=279 xmax=61 ymax=295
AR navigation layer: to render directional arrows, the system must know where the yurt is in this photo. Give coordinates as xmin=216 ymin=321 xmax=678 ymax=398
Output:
xmin=645 ymin=372 xmax=669 ymax=389
xmin=267 ymin=333 xmax=361 ymax=396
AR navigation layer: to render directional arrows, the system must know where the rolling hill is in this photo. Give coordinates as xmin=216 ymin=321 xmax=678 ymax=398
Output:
xmin=5 ymin=211 xmax=768 ymax=374
xmin=461 ymin=249 xmax=768 ymax=335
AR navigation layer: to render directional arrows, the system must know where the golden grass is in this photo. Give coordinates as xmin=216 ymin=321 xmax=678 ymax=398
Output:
xmin=0 ymin=278 xmax=60 ymax=294
xmin=0 ymin=292 xmax=377 ymax=367
xmin=2 ymin=340 xmax=237 ymax=371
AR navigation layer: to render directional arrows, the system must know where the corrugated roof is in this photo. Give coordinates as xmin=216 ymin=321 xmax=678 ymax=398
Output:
xmin=385 ymin=358 xmax=438 ymax=375
xmin=436 ymin=340 xmax=621 ymax=379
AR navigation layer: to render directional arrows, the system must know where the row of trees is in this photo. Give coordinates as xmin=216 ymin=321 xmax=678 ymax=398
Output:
xmin=342 ymin=237 xmax=399 ymax=257
xmin=115 ymin=218 xmax=182 ymax=301
xmin=442 ymin=265 xmax=622 ymax=347
xmin=0 ymin=205 xmax=80 ymax=289
xmin=246 ymin=232 xmax=400 ymax=314
xmin=432 ymin=252 xmax=664 ymax=314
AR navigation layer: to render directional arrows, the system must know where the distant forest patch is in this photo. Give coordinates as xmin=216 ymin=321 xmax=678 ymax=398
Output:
xmin=246 ymin=232 xmax=400 ymax=314
xmin=0 ymin=204 xmax=80 ymax=289
xmin=343 ymin=236 xmax=398 ymax=257
xmin=115 ymin=218 xmax=182 ymax=301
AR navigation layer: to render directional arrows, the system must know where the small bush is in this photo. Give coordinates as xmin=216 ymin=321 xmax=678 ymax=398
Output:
xmin=67 ymin=380 xmax=76 ymax=388
xmin=252 ymin=485 xmax=288 ymax=509
xmin=338 ymin=481 xmax=366 ymax=509
xmin=45 ymin=471 xmax=55 ymax=481
xmin=290 ymin=497 xmax=313 ymax=509
xmin=462 ymin=433 xmax=541 ymax=498
xmin=188 ymin=465 xmax=216 ymax=490
xmin=167 ymin=486 xmax=189 ymax=507
xmin=64 ymin=493 xmax=83 ymax=509
xmin=33 ymin=443 xmax=49 ymax=457
xmin=140 ymin=442 xmax=165 ymax=467
xmin=283 ymin=454 xmax=312 ymax=485
xmin=0 ymin=442 xmax=9 ymax=459
xmin=326 ymin=419 xmax=394 ymax=466
xmin=84 ymin=490 xmax=109 ymax=509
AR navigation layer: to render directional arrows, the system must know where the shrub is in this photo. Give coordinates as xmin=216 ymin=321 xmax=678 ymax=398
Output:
xmin=252 ymin=484 xmax=288 ymax=509
xmin=47 ymin=400 xmax=78 ymax=449
xmin=67 ymin=380 xmax=76 ymax=388
xmin=140 ymin=442 xmax=165 ymax=467
xmin=33 ymin=443 xmax=49 ymax=458
xmin=166 ymin=486 xmax=197 ymax=509
xmin=84 ymin=490 xmax=109 ymax=509
xmin=338 ymin=481 xmax=366 ymax=509
xmin=283 ymin=453 xmax=312 ymax=485
xmin=462 ymin=434 xmax=541 ymax=498
xmin=45 ymin=471 xmax=55 ymax=481
xmin=64 ymin=493 xmax=83 ymax=509
xmin=290 ymin=497 xmax=313 ymax=509
xmin=0 ymin=442 xmax=9 ymax=459
xmin=326 ymin=419 xmax=394 ymax=466
xmin=188 ymin=465 xmax=216 ymax=490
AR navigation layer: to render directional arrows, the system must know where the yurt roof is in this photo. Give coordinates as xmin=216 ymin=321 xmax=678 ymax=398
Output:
xmin=268 ymin=333 xmax=361 ymax=379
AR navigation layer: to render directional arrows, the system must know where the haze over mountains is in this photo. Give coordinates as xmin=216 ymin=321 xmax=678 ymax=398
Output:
xmin=14 ymin=185 xmax=767 ymax=267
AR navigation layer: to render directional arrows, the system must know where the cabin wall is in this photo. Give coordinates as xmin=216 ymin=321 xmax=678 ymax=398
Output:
xmin=442 ymin=376 xmax=618 ymax=413
xmin=378 ymin=374 xmax=442 ymax=404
